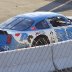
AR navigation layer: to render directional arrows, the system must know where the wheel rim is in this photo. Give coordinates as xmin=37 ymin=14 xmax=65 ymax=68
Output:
xmin=35 ymin=38 xmax=48 ymax=46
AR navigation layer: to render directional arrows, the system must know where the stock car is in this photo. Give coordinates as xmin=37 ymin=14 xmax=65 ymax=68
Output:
xmin=0 ymin=12 xmax=72 ymax=51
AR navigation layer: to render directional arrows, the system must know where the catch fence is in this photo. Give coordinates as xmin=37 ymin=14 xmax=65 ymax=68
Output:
xmin=0 ymin=40 xmax=72 ymax=72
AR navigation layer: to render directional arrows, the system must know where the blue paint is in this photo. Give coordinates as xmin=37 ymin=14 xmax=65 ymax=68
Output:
xmin=20 ymin=33 xmax=28 ymax=41
xmin=0 ymin=35 xmax=7 ymax=46
xmin=17 ymin=12 xmax=60 ymax=22
xmin=66 ymin=27 xmax=72 ymax=39
xmin=55 ymin=28 xmax=68 ymax=41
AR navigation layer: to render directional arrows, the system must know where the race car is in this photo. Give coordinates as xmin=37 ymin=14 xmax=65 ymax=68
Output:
xmin=0 ymin=12 xmax=72 ymax=51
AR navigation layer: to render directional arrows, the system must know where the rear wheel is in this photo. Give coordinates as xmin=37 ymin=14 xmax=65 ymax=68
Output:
xmin=32 ymin=37 xmax=50 ymax=47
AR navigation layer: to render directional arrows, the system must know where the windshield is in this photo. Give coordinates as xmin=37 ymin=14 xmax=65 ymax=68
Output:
xmin=0 ymin=17 xmax=34 ymax=31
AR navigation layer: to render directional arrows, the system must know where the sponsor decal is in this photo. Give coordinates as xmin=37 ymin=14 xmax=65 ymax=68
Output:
xmin=28 ymin=35 xmax=33 ymax=43
xmin=20 ymin=33 xmax=28 ymax=41
xmin=15 ymin=33 xmax=20 ymax=37
xmin=50 ymin=31 xmax=55 ymax=43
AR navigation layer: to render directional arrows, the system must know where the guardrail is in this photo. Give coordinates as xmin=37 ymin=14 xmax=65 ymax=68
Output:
xmin=0 ymin=40 xmax=72 ymax=72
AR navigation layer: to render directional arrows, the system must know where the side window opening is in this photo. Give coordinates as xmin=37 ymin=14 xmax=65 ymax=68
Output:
xmin=48 ymin=16 xmax=68 ymax=27
xmin=35 ymin=20 xmax=50 ymax=29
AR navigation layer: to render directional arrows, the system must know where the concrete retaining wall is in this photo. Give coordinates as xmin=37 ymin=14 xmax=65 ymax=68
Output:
xmin=0 ymin=40 xmax=72 ymax=72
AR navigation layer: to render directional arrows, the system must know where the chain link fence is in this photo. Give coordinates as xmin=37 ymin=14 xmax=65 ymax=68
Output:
xmin=0 ymin=40 xmax=72 ymax=72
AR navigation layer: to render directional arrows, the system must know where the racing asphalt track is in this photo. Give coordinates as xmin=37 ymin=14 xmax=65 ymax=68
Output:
xmin=35 ymin=0 xmax=72 ymax=11
xmin=0 ymin=0 xmax=72 ymax=23
xmin=35 ymin=0 xmax=72 ymax=16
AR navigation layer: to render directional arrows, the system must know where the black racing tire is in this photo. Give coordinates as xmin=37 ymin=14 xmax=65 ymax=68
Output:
xmin=32 ymin=37 xmax=50 ymax=47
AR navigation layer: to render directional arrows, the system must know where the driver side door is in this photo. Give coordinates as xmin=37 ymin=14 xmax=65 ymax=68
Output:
xmin=48 ymin=16 xmax=70 ymax=42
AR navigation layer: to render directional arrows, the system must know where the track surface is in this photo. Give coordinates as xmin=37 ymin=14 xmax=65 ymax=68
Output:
xmin=0 ymin=0 xmax=72 ymax=22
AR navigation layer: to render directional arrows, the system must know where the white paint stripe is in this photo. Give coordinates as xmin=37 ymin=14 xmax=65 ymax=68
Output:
xmin=49 ymin=0 xmax=72 ymax=12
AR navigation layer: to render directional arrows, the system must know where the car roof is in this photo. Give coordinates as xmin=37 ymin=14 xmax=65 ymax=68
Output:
xmin=16 ymin=12 xmax=63 ymax=21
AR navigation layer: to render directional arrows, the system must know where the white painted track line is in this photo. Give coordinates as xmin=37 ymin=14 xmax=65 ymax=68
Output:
xmin=49 ymin=0 xmax=72 ymax=12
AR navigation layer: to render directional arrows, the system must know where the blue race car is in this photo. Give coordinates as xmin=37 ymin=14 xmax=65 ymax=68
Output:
xmin=0 ymin=12 xmax=72 ymax=51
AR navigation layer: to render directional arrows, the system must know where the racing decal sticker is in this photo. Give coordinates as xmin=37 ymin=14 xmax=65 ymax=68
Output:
xmin=20 ymin=33 xmax=28 ymax=41
xmin=54 ymin=28 xmax=68 ymax=41
xmin=28 ymin=35 xmax=33 ymax=43
xmin=66 ymin=27 xmax=72 ymax=39
xmin=50 ymin=31 xmax=55 ymax=43
xmin=15 ymin=33 xmax=20 ymax=37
